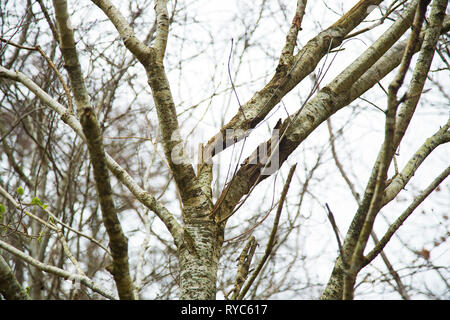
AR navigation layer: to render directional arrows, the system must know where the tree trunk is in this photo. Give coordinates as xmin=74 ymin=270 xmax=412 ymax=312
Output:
xmin=178 ymin=219 xmax=224 ymax=299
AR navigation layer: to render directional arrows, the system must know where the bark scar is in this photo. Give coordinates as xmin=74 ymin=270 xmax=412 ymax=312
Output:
xmin=182 ymin=229 xmax=199 ymax=257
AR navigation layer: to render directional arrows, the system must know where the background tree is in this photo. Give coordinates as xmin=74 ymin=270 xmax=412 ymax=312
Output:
xmin=0 ymin=0 xmax=448 ymax=300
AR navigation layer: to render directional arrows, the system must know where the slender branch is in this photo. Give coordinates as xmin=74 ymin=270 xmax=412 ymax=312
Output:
xmin=91 ymin=0 xmax=202 ymax=210
xmin=0 ymin=66 xmax=183 ymax=245
xmin=52 ymin=0 xmax=135 ymax=299
xmin=2 ymin=0 xmax=33 ymax=69
xmin=0 ymin=182 xmax=111 ymax=254
xmin=230 ymin=236 xmax=257 ymax=300
xmin=383 ymin=120 xmax=450 ymax=205
xmin=327 ymin=118 xmax=410 ymax=299
xmin=90 ymin=0 xmax=152 ymax=64
xmin=0 ymin=37 xmax=73 ymax=112
xmin=364 ymin=166 xmax=450 ymax=267
xmin=327 ymin=119 xmax=361 ymax=202
xmin=0 ymin=239 xmax=117 ymax=300
xmin=0 ymin=118 xmax=34 ymax=189
xmin=343 ymin=1 xmax=432 ymax=299
xmin=325 ymin=203 xmax=344 ymax=257
xmin=329 ymin=0 xmax=420 ymax=94
xmin=0 ymin=184 xmax=57 ymax=232
xmin=36 ymin=0 xmax=59 ymax=43
xmin=393 ymin=0 xmax=448 ymax=147
xmin=204 ymin=0 xmax=384 ymax=161
xmin=227 ymin=39 xmax=246 ymax=120
xmin=154 ymin=0 xmax=169 ymax=62
xmin=344 ymin=0 xmax=408 ymax=40
xmin=237 ymin=164 xmax=296 ymax=300
xmin=280 ymin=0 xmax=307 ymax=59
xmin=133 ymin=211 xmax=152 ymax=299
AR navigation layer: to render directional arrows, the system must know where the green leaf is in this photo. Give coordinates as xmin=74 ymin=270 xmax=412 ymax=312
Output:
xmin=0 ymin=203 xmax=5 ymax=213
xmin=42 ymin=204 xmax=48 ymax=210
xmin=26 ymin=287 xmax=31 ymax=296
xmin=31 ymin=197 xmax=43 ymax=206
xmin=37 ymin=232 xmax=43 ymax=243
xmin=17 ymin=187 xmax=24 ymax=196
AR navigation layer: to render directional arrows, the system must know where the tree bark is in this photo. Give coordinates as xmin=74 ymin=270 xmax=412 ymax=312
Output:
xmin=0 ymin=254 xmax=30 ymax=300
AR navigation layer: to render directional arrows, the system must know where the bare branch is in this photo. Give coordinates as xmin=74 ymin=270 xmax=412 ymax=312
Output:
xmin=383 ymin=120 xmax=450 ymax=205
xmin=230 ymin=236 xmax=257 ymax=300
xmin=280 ymin=0 xmax=307 ymax=59
xmin=343 ymin=0 xmax=431 ymax=300
xmin=0 ymin=66 xmax=183 ymax=262
xmin=204 ymin=0 xmax=385 ymax=161
xmin=154 ymin=0 xmax=169 ymax=62
xmin=91 ymin=0 xmax=203 ymax=210
xmin=52 ymin=0 xmax=135 ymax=299
xmin=214 ymin=0 xmax=422 ymax=224
xmin=0 ymin=240 xmax=117 ymax=300
xmin=90 ymin=0 xmax=152 ymax=64
xmin=327 ymin=118 xmax=411 ymax=299
xmin=0 ymin=37 xmax=73 ymax=112
xmin=325 ymin=203 xmax=344 ymax=257
xmin=365 ymin=166 xmax=450 ymax=267
xmin=237 ymin=164 xmax=297 ymax=300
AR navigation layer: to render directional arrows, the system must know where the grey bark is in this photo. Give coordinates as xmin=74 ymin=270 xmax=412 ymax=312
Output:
xmin=0 ymin=254 xmax=30 ymax=300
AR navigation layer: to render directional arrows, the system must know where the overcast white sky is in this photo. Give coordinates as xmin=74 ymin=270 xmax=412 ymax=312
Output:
xmin=1 ymin=0 xmax=449 ymax=299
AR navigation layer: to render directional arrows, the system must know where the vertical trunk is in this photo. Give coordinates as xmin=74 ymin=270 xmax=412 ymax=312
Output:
xmin=29 ymin=226 xmax=44 ymax=299
xmin=30 ymin=110 xmax=49 ymax=299
xmin=178 ymin=218 xmax=224 ymax=300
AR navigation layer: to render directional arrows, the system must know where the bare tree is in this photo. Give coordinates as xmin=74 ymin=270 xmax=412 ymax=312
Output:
xmin=0 ymin=0 xmax=448 ymax=300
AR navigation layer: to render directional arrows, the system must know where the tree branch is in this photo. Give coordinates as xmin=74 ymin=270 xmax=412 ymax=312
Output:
xmin=364 ymin=165 xmax=450 ymax=267
xmin=0 ymin=240 xmax=117 ymax=300
xmin=204 ymin=0 xmax=384 ymax=160
xmin=214 ymin=0 xmax=422 ymax=224
xmin=154 ymin=0 xmax=169 ymax=62
xmin=280 ymin=0 xmax=307 ymax=59
xmin=382 ymin=119 xmax=450 ymax=205
xmin=327 ymin=118 xmax=411 ymax=299
xmin=91 ymin=0 xmax=204 ymax=211
xmin=52 ymin=0 xmax=135 ymax=299
xmin=0 ymin=67 xmax=182 ymax=244
xmin=343 ymin=0 xmax=431 ymax=300
xmin=236 ymin=164 xmax=296 ymax=299
xmin=230 ymin=236 xmax=257 ymax=300
xmin=90 ymin=0 xmax=152 ymax=64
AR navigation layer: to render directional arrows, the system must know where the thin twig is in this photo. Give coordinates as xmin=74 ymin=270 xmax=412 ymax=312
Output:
xmin=228 ymin=38 xmax=246 ymax=120
xmin=236 ymin=164 xmax=297 ymax=299
xmin=364 ymin=166 xmax=450 ymax=268
xmin=0 ymin=239 xmax=117 ymax=300
xmin=0 ymin=37 xmax=73 ymax=112
xmin=325 ymin=203 xmax=344 ymax=257
xmin=230 ymin=236 xmax=258 ymax=300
